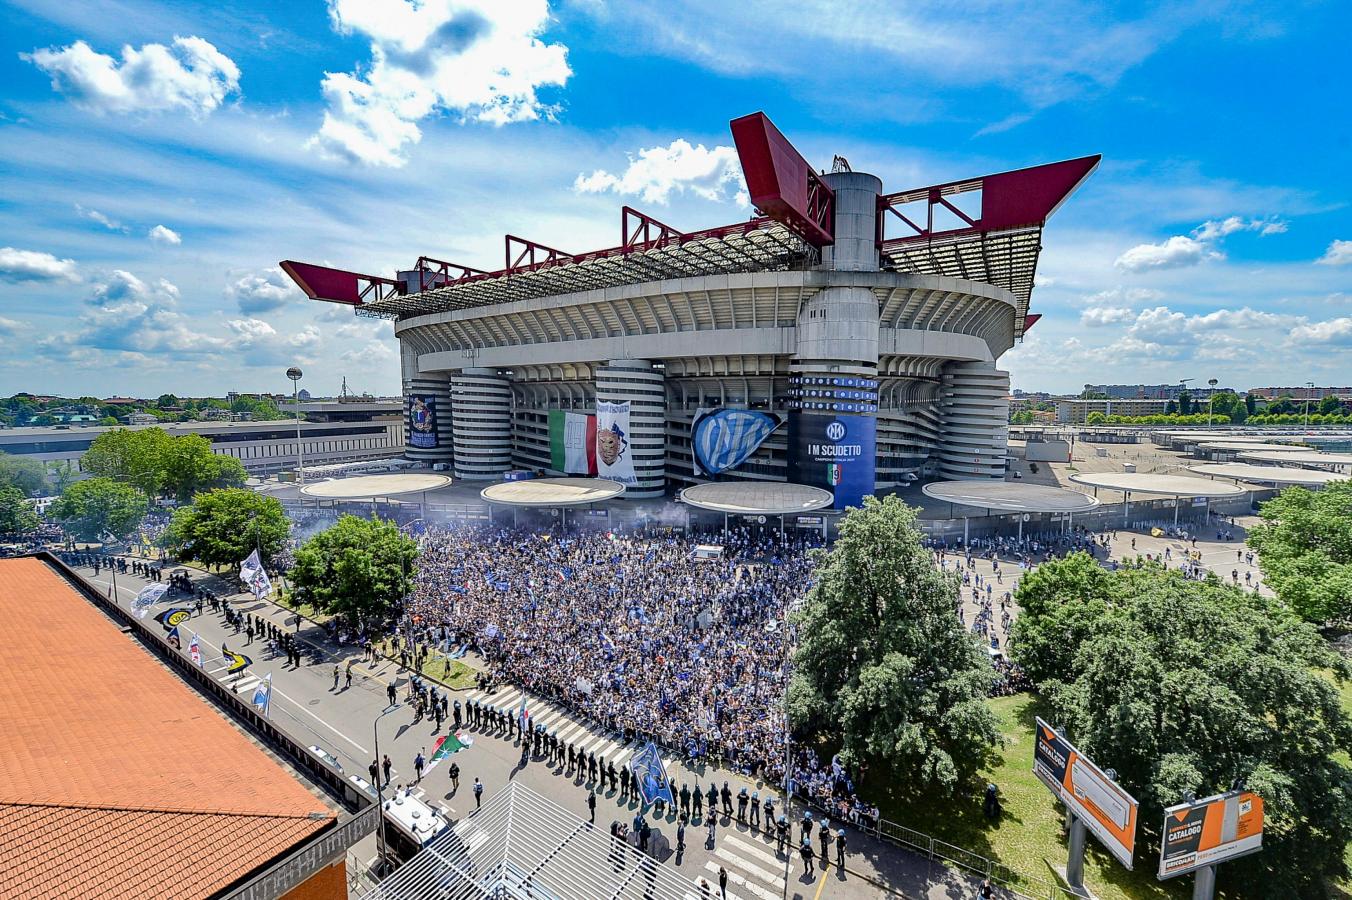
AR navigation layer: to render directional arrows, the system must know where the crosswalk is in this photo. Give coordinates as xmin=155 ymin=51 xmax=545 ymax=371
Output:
xmin=462 ymin=685 xmax=790 ymax=900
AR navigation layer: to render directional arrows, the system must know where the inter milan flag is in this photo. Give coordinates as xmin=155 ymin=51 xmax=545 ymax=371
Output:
xmin=133 ymin=583 xmax=170 ymax=618
xmin=166 ymin=625 xmax=182 ymax=649
xmin=628 ymin=742 xmax=675 ymax=807
xmin=156 ymin=608 xmax=192 ymax=629
xmin=226 ymin=651 xmax=252 ymax=675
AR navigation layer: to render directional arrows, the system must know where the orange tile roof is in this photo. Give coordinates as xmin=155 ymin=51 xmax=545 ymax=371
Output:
xmin=0 ymin=557 xmax=336 ymax=899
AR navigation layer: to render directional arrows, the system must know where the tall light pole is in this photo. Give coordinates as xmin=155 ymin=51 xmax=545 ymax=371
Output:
xmin=372 ymin=704 xmax=398 ymax=874
xmin=1206 ymin=378 xmax=1219 ymax=427
xmin=1305 ymin=380 xmax=1316 ymax=431
xmin=286 ymin=367 xmax=304 ymax=486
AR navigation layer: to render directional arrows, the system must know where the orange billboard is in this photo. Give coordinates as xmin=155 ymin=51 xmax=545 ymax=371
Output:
xmin=1158 ymin=790 xmax=1263 ymax=879
xmin=1033 ymin=717 xmax=1139 ymax=869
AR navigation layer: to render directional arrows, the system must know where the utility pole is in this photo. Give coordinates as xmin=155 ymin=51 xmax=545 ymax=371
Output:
xmin=1305 ymin=381 xmax=1315 ymax=431
xmin=287 ymin=367 xmax=304 ymax=486
xmin=1206 ymin=378 xmax=1218 ymax=427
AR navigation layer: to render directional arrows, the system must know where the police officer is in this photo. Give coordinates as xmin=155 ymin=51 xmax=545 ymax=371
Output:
xmin=776 ymin=816 xmax=789 ymax=855
xmin=721 ymin=781 xmax=733 ymax=817
xmin=453 ymin=699 xmax=462 ymax=728
xmin=749 ymin=791 xmax=760 ymax=828
xmin=762 ymin=795 xmax=775 ymax=835
xmin=680 ymin=782 xmax=691 ymax=817
xmin=819 ymin=820 xmax=832 ymax=863
xmin=736 ymin=786 xmax=748 ymax=823
xmin=705 ymin=783 xmax=718 ymax=819
xmin=835 ymin=829 xmax=847 ymax=872
xmin=692 ymin=782 xmax=703 ymax=819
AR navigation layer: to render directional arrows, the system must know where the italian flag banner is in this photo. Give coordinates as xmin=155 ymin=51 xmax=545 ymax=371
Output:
xmin=549 ymin=410 xmax=596 ymax=475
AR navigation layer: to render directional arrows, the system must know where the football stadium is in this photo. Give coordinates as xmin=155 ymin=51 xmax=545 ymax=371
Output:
xmin=283 ymin=113 xmax=1098 ymax=507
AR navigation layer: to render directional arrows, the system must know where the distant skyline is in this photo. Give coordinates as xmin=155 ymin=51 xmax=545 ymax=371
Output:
xmin=1 ymin=0 xmax=1348 ymax=397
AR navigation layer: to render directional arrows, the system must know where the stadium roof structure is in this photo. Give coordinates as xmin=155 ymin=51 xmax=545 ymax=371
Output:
xmin=1196 ymin=441 xmax=1308 ymax=453
xmin=298 ymin=472 xmax=453 ymax=500
xmin=678 ymin=481 xmax=834 ymax=516
xmin=479 ymin=477 xmax=626 ymax=507
xmin=1189 ymin=463 xmax=1350 ymax=486
xmin=282 ymin=112 xmax=1097 ymax=338
xmin=1238 ymin=449 xmax=1352 ymax=467
xmin=362 ymin=781 xmax=708 ymax=900
xmin=0 ymin=556 xmax=338 ymax=899
xmin=921 ymin=480 xmax=1100 ymax=514
xmin=1068 ymin=472 xmax=1244 ymax=498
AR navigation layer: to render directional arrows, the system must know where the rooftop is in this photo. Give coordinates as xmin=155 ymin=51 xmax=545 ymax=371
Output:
xmin=0 ymin=556 xmax=336 ymax=899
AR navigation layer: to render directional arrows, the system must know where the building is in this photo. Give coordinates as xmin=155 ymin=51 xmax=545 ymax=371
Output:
xmin=1056 ymin=398 xmax=1172 ymax=423
xmin=1082 ymin=383 xmax=1232 ymax=400
xmin=1248 ymin=386 xmax=1352 ymax=401
xmin=0 ymin=555 xmax=352 ymax=898
xmin=123 ymin=411 xmax=159 ymax=425
xmin=283 ymin=114 xmax=1098 ymax=505
xmin=0 ymin=417 xmax=403 ymax=478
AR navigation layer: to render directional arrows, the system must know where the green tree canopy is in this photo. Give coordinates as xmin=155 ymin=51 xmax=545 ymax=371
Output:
xmin=1248 ymin=481 xmax=1352 ymax=623
xmin=787 ymin=495 xmax=999 ymax=795
xmin=1084 ymin=411 xmax=1107 ymax=425
xmin=162 ymin=433 xmax=247 ymax=501
xmin=166 ymin=488 xmax=289 ymax=570
xmin=1010 ymin=556 xmax=1352 ymax=895
xmin=0 ymin=451 xmax=49 ymax=497
xmin=80 ymin=427 xmax=173 ymax=496
xmin=0 ymin=483 xmax=39 ymax=534
xmin=48 ymin=477 xmax=146 ymax=541
xmin=289 ymin=515 xmax=418 ymax=624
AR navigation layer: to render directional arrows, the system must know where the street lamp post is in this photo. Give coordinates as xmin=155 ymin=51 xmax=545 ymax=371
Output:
xmin=1305 ymin=381 xmax=1316 ymax=431
xmin=1206 ymin=378 xmax=1219 ymax=427
xmin=286 ymin=367 xmax=304 ymax=486
xmin=372 ymin=705 xmax=397 ymax=874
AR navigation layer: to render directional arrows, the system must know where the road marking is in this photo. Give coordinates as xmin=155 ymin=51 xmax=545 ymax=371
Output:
xmin=724 ymin=833 xmax=784 ymax=869
xmin=703 ymin=861 xmax=769 ymax=900
xmin=812 ymin=861 xmax=831 ymax=900
xmin=554 ymin=721 xmax=587 ymax=743
xmin=714 ymin=845 xmax=785 ymax=888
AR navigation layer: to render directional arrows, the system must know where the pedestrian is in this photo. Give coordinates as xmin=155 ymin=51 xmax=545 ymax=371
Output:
xmin=382 ymin=754 xmax=392 ymax=785
xmin=706 ymin=812 xmax=717 ymax=845
xmin=414 ymin=748 xmax=425 ymax=783
xmin=332 ymin=665 xmax=340 ymax=690
xmin=449 ymin=761 xmax=460 ymax=792
xmin=345 ymin=660 xmax=354 ymax=689
xmin=676 ymin=814 xmax=687 ymax=852
xmin=588 ymin=789 xmax=597 ymax=824
xmin=718 ymin=866 xmax=728 ymax=899
xmin=368 ymin=759 xmax=379 ymax=786
xmin=387 ymin=682 xmax=397 ymax=707
xmin=473 ymin=777 xmax=483 ymax=810
xmin=980 ymin=878 xmax=994 ymax=899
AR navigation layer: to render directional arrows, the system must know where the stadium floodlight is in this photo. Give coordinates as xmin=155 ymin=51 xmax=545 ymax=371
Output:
xmin=286 ymin=367 xmax=304 ymax=486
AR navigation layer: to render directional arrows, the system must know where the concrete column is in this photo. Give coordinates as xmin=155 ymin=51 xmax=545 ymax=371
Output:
xmin=448 ymin=368 xmax=512 ymax=481
xmin=938 ymin=360 xmax=1010 ymax=480
xmin=595 ymin=359 xmax=666 ymax=498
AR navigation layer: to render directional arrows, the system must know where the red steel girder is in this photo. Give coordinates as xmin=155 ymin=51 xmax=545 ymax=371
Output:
xmin=278 ymin=260 xmax=400 ymax=306
xmin=730 ymin=111 xmax=834 ymax=248
xmin=506 ymin=235 xmax=574 ymax=274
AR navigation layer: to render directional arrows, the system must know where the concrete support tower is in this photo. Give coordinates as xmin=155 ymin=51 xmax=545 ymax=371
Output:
xmin=938 ymin=361 xmax=1010 ymax=479
xmin=595 ymin=360 xmax=666 ymax=498
xmin=448 ymin=368 xmax=513 ymax=480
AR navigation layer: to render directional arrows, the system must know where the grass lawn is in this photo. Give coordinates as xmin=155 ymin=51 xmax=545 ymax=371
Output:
xmin=274 ymin=589 xmax=333 ymax=625
xmin=422 ymin=655 xmax=478 ymax=690
xmin=868 ymin=693 xmax=1187 ymax=900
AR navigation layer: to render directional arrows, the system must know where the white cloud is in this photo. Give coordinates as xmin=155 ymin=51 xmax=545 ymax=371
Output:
xmin=0 ymin=247 xmax=79 ymax=282
xmin=24 ymin=36 xmax=240 ymax=116
xmin=147 ymin=224 xmax=182 ymax=245
xmin=340 ymin=339 xmax=395 ymax=367
xmin=75 ymin=204 xmax=128 ymax=233
xmin=0 ymin=316 xmax=26 ymax=336
xmin=1081 ymin=287 xmax=1163 ymax=308
xmin=1288 ymin=318 xmax=1352 ymax=346
xmin=1080 ymin=306 xmax=1135 ymax=327
xmin=228 ymin=266 xmax=302 ymax=314
xmin=225 ymin=317 xmax=323 ymax=365
xmin=1114 ymin=216 xmax=1286 ymax=272
xmin=1114 ymin=235 xmax=1218 ymax=272
xmin=310 ymin=0 xmax=571 ymax=166
xmin=1317 ymin=240 xmax=1352 ymax=266
xmin=574 ymin=139 xmax=747 ymax=206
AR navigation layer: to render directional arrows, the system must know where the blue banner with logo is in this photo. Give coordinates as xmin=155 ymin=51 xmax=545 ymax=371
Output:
xmin=787 ymin=412 xmax=876 ymax=510
xmin=691 ymin=408 xmax=783 ymax=475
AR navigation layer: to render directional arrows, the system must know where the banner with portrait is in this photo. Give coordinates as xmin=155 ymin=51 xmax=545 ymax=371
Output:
xmin=408 ymin=394 xmax=438 ymax=449
xmin=595 ymin=400 xmax=637 ymax=486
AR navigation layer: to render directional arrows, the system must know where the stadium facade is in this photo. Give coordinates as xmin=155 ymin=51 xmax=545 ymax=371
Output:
xmin=283 ymin=114 xmax=1097 ymax=507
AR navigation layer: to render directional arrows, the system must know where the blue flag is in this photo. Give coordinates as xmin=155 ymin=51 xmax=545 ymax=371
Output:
xmin=628 ymin=742 xmax=674 ymax=807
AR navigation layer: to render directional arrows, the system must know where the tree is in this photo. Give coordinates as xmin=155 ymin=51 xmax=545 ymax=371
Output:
xmin=80 ymin=427 xmax=173 ymax=496
xmin=0 ymin=483 xmax=39 ymax=534
xmin=44 ymin=460 xmax=77 ymax=493
xmin=1011 ymin=559 xmax=1352 ymax=896
xmin=1177 ymin=390 xmax=1193 ymax=414
xmin=48 ymin=477 xmax=146 ymax=541
xmin=0 ymin=451 xmax=49 ymax=497
xmin=156 ymin=393 xmax=180 ymax=408
xmin=1165 ymin=399 xmax=1177 ymax=415
xmin=162 ymin=434 xmax=247 ymax=502
xmin=289 ymin=515 xmax=418 ymax=623
xmin=166 ymin=488 xmax=289 ymax=571
xmin=1084 ymin=411 xmax=1107 ymax=425
xmin=1245 ymin=392 xmax=1258 ymax=415
xmin=1321 ymin=395 xmax=1343 ymax=415
xmin=787 ymin=495 xmax=999 ymax=795
xmin=1248 ymin=481 xmax=1352 ymax=623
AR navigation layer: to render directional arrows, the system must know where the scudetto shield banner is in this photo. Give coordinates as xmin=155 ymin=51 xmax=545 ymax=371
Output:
xmin=595 ymin=400 xmax=637 ymax=486
xmin=408 ymin=395 xmax=438 ymax=449
xmin=786 ymin=412 xmax=876 ymax=509
xmin=1033 ymin=717 xmax=1139 ymax=870
xmin=691 ymin=408 xmax=783 ymax=476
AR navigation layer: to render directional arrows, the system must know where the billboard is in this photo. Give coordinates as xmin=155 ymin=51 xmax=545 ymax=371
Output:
xmin=1158 ymin=790 xmax=1263 ymax=879
xmin=408 ymin=395 xmax=438 ymax=449
xmin=787 ymin=412 xmax=876 ymax=510
xmin=1033 ymin=718 xmax=1139 ymax=869
xmin=549 ymin=410 xmax=596 ymax=475
xmin=691 ymin=408 xmax=783 ymax=475
xmin=595 ymin=400 xmax=637 ymax=486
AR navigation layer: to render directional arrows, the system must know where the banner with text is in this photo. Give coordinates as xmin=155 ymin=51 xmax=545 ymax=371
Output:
xmin=786 ymin=412 xmax=876 ymax=510
xmin=595 ymin=401 xmax=637 ymax=486
xmin=408 ymin=395 xmax=438 ymax=449
xmin=549 ymin=410 xmax=597 ymax=475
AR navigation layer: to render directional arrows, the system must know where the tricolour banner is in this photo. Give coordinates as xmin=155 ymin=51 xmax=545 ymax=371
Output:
xmin=549 ymin=410 xmax=597 ymax=475
xmin=691 ymin=408 xmax=783 ymax=475
xmin=595 ymin=400 xmax=636 ymax=486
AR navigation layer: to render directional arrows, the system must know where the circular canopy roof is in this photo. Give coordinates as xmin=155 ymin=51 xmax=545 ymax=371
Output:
xmin=1069 ymin=472 xmax=1244 ymax=497
xmin=921 ymin=480 xmax=1099 ymax=513
xmin=1189 ymin=463 xmax=1349 ymax=485
xmin=1239 ymin=450 xmax=1352 ymax=466
xmin=480 ymin=477 xmax=625 ymax=508
xmin=1196 ymin=441 xmax=1307 ymax=453
xmin=299 ymin=472 xmax=452 ymax=500
xmin=679 ymin=482 xmax=834 ymax=516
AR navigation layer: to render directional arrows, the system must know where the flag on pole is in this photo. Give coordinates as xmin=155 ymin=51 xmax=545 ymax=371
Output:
xmin=251 ymin=672 xmax=273 ymax=717
xmin=239 ymin=549 xmax=262 ymax=586
xmin=628 ymin=742 xmax=675 ymax=807
xmin=133 ymin=583 xmax=169 ymax=618
xmin=252 ymin=566 xmax=272 ymax=598
xmin=166 ymin=625 xmax=182 ymax=650
xmin=189 ymin=633 xmax=202 ymax=667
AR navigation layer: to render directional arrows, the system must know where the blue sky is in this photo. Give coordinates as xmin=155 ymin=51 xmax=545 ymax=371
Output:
xmin=0 ymin=0 xmax=1348 ymax=398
